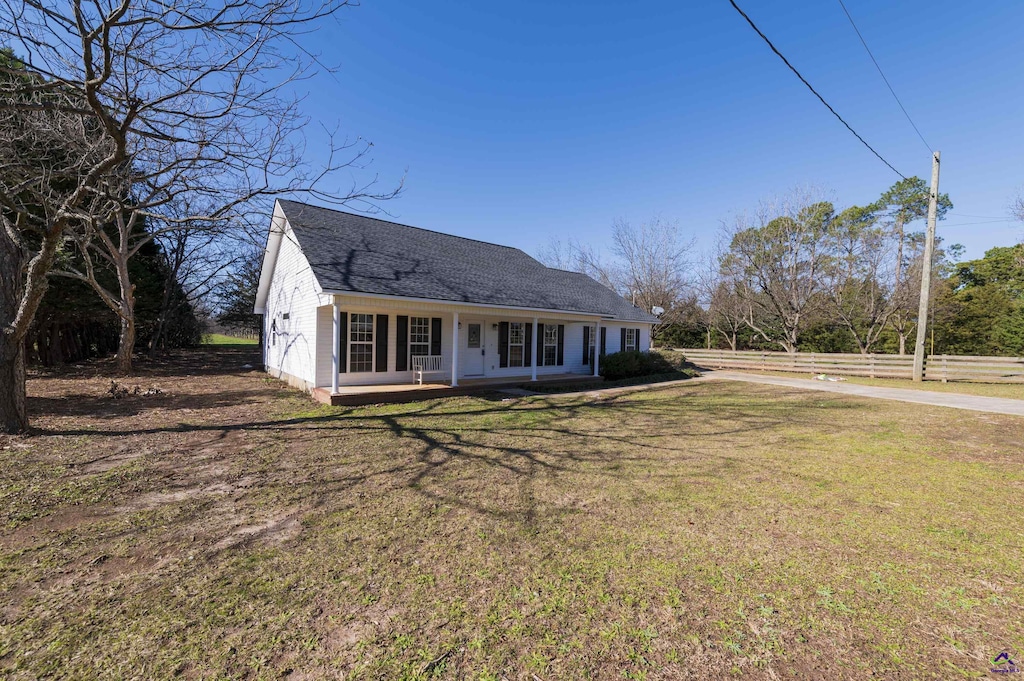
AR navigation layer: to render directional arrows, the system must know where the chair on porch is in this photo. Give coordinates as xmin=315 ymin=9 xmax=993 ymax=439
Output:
xmin=411 ymin=355 xmax=444 ymax=385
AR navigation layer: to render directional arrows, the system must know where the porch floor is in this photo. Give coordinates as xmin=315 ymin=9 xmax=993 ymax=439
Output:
xmin=311 ymin=373 xmax=596 ymax=406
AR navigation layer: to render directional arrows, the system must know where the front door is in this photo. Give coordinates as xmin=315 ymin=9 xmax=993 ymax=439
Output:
xmin=463 ymin=321 xmax=485 ymax=376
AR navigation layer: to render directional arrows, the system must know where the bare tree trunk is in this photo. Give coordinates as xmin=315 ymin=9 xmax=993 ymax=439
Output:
xmin=148 ymin=283 xmax=173 ymax=357
xmin=0 ymin=338 xmax=27 ymax=433
xmin=113 ymin=258 xmax=136 ymax=375
xmin=1 ymin=218 xmax=65 ymax=432
xmin=898 ymin=333 xmax=907 ymax=356
xmin=115 ymin=313 xmax=135 ymax=375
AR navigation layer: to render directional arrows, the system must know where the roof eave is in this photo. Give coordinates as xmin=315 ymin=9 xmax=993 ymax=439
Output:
xmin=319 ymin=288 xmax=615 ymax=319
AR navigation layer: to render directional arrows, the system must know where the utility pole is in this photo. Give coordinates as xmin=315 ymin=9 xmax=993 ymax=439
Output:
xmin=912 ymin=151 xmax=940 ymax=382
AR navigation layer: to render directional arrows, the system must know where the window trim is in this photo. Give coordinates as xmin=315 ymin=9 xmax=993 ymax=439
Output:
xmin=349 ymin=312 xmax=375 ymax=373
xmin=542 ymin=323 xmax=558 ymax=366
xmin=508 ymin=322 xmax=525 ymax=368
xmin=624 ymin=328 xmax=638 ymax=352
xmin=409 ymin=315 xmax=432 ymax=360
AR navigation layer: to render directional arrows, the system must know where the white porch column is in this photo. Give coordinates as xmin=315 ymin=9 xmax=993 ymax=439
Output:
xmin=593 ymin=321 xmax=600 ymax=377
xmin=531 ymin=317 xmax=538 ymax=381
xmin=451 ymin=312 xmax=460 ymax=387
xmin=331 ymin=298 xmax=340 ymax=394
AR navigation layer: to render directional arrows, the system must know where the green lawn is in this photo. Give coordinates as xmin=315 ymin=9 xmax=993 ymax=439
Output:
xmin=201 ymin=332 xmax=258 ymax=346
xmin=3 ymin=350 xmax=1023 ymax=678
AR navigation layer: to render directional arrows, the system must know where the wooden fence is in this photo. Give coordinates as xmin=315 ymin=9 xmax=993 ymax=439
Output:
xmin=675 ymin=348 xmax=1024 ymax=383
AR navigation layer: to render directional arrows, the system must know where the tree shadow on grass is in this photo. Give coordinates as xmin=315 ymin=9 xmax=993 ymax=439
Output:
xmin=27 ymin=368 xmax=872 ymax=529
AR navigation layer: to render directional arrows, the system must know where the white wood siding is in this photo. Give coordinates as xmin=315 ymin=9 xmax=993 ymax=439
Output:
xmin=314 ymin=295 xmax=653 ymax=388
xmin=263 ymin=269 xmax=653 ymax=391
xmin=263 ymin=221 xmax=322 ymax=389
xmin=599 ymin=323 xmax=653 ymax=355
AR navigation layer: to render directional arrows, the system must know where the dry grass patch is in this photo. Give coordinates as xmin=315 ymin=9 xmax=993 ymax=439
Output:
xmin=1 ymin=348 xmax=1023 ymax=679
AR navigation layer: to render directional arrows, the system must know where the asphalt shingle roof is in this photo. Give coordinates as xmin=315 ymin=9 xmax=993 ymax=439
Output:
xmin=278 ymin=200 xmax=658 ymax=323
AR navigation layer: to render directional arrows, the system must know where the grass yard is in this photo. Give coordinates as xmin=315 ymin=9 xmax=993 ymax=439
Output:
xmin=728 ymin=370 xmax=1024 ymax=400
xmin=202 ymin=332 xmax=259 ymax=346
xmin=2 ymin=348 xmax=1023 ymax=679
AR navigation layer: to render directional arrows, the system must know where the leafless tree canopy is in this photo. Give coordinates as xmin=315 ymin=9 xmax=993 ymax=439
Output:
xmin=537 ymin=218 xmax=696 ymax=339
xmin=0 ymin=1 xmax=399 ymax=429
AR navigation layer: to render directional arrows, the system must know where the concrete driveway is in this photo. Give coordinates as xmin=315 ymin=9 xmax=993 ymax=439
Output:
xmin=705 ymin=371 xmax=1024 ymax=417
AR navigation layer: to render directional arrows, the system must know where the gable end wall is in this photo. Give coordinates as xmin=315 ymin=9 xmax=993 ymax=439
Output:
xmin=263 ymin=221 xmax=321 ymax=389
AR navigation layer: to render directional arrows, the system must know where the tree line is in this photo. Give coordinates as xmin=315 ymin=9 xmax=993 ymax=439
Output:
xmin=542 ymin=180 xmax=1024 ymax=358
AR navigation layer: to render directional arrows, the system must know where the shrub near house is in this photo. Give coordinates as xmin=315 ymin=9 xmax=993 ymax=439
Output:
xmin=599 ymin=350 xmax=676 ymax=380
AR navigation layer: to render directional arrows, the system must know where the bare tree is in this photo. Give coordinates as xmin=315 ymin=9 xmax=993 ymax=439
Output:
xmin=536 ymin=236 xmax=619 ymax=292
xmin=722 ymin=191 xmax=834 ymax=353
xmin=695 ymin=247 xmax=747 ymax=351
xmin=148 ymin=212 xmax=236 ymax=353
xmin=0 ymin=49 xmax=119 ymax=432
xmin=0 ymin=1 xmax=399 ymax=431
xmin=610 ymin=217 xmax=695 ymax=341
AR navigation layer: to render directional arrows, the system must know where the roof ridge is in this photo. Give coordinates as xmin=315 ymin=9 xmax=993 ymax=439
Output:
xmin=278 ymin=199 xmax=529 ymax=254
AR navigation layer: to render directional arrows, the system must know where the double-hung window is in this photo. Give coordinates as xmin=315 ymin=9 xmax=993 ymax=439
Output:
xmin=508 ymin=322 xmax=525 ymax=367
xmin=587 ymin=324 xmax=596 ymax=364
xmin=350 ymin=313 xmax=374 ymax=372
xmin=624 ymin=328 xmax=638 ymax=352
xmin=410 ymin=316 xmax=431 ymax=358
xmin=542 ymin=324 xmax=558 ymax=366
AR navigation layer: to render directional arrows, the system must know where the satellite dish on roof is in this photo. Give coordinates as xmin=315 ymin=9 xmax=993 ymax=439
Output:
xmin=651 ymin=306 xmax=665 ymax=316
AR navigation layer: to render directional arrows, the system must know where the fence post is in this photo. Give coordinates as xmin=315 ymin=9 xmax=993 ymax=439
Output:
xmin=941 ymin=355 xmax=948 ymax=383
xmin=869 ymin=354 xmax=875 ymax=379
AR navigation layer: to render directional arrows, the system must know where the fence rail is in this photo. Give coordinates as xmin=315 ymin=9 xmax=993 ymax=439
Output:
xmin=675 ymin=349 xmax=1024 ymax=383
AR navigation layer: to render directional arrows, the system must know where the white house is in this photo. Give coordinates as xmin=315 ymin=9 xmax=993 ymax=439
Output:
xmin=253 ymin=200 xmax=659 ymax=398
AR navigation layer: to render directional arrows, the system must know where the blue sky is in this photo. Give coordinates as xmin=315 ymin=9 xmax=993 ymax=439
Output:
xmin=295 ymin=0 xmax=1024 ymax=261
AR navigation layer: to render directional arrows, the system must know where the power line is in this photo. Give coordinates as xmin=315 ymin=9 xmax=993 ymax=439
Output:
xmin=727 ymin=0 xmax=908 ymax=180
xmin=940 ymin=220 xmax=1014 ymax=227
xmin=947 ymin=212 xmax=1009 ymax=220
xmin=836 ymin=0 xmax=932 ymax=153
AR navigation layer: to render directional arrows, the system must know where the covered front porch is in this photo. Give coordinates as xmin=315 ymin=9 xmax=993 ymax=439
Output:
xmin=315 ymin=294 xmax=611 ymax=397
xmin=311 ymin=372 xmax=596 ymax=406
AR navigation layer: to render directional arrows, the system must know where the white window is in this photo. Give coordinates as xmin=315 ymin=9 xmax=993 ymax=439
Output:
xmin=624 ymin=328 xmax=638 ymax=352
xmin=350 ymin=313 xmax=374 ymax=372
xmin=410 ymin=317 xmax=431 ymax=357
xmin=508 ymin=322 xmax=525 ymax=367
xmin=542 ymin=324 xmax=558 ymax=366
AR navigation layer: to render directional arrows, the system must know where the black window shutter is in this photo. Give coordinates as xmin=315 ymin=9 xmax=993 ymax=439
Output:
xmin=525 ymin=323 xmax=533 ymax=367
xmin=430 ymin=317 xmax=442 ymax=356
xmin=582 ymin=325 xmax=590 ymax=365
xmin=396 ymin=315 xmax=408 ymax=371
xmin=636 ymin=328 xmax=641 ymax=351
xmin=338 ymin=312 xmax=348 ymax=373
xmin=600 ymin=327 xmax=607 ymax=356
xmin=499 ymin=322 xmax=509 ymax=368
xmin=621 ymin=328 xmax=627 ymax=352
xmin=375 ymin=314 xmax=389 ymax=372
xmin=557 ymin=325 xmax=564 ymax=365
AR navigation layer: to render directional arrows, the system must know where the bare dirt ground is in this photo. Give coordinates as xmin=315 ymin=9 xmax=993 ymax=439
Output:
xmin=2 ymin=347 xmax=1023 ymax=679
